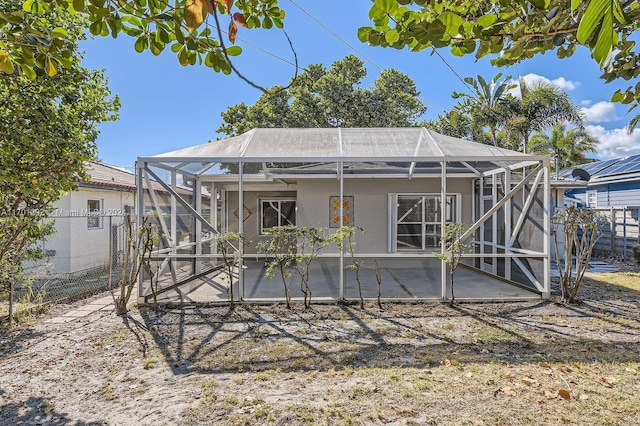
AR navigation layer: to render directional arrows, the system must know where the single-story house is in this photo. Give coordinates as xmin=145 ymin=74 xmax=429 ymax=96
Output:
xmin=136 ymin=128 xmax=552 ymax=304
xmin=34 ymin=162 xmax=194 ymax=276
xmin=559 ymin=155 xmax=640 ymax=255
xmin=560 ymin=154 xmax=640 ymax=208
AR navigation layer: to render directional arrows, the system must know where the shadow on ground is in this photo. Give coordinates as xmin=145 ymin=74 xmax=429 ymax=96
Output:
xmin=0 ymin=388 xmax=104 ymax=426
xmin=138 ymin=274 xmax=640 ymax=376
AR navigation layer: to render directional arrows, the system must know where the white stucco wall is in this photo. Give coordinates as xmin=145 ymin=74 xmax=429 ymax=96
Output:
xmin=42 ymin=187 xmax=135 ymax=274
xmin=225 ymin=178 xmax=474 ymax=255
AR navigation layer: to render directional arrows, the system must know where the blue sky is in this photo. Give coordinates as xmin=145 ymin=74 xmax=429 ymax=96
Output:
xmin=80 ymin=1 xmax=640 ymax=169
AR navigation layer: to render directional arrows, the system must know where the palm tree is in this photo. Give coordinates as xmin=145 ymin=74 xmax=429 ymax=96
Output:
xmin=502 ymin=79 xmax=584 ymax=152
xmin=528 ymin=124 xmax=599 ymax=172
xmin=452 ymin=73 xmax=514 ymax=147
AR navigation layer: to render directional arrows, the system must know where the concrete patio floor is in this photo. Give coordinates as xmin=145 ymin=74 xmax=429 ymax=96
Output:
xmin=146 ymin=257 xmax=541 ymax=304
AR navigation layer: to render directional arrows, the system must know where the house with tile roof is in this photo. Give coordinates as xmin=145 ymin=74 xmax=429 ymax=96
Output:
xmin=41 ymin=162 xmax=197 ymax=275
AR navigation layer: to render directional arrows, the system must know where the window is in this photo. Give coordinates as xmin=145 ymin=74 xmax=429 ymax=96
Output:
xmin=392 ymin=194 xmax=460 ymax=251
xmin=87 ymin=199 xmax=102 ymax=229
xmin=260 ymin=199 xmax=296 ymax=234
xmin=587 ymin=191 xmax=597 ymax=208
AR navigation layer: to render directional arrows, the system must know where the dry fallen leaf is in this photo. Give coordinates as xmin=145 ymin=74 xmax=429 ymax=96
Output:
xmin=601 ymin=376 xmax=617 ymax=387
xmin=522 ymin=377 xmax=538 ymax=387
xmin=440 ymin=359 xmax=451 ymax=367
xmin=539 ymin=362 xmax=550 ymax=368
xmin=501 ymin=386 xmax=516 ymax=396
xmin=558 ymin=389 xmax=571 ymax=400
xmin=625 ymin=367 xmax=637 ymax=374
xmin=544 ymin=390 xmax=556 ymax=399
xmin=579 ymin=394 xmax=589 ymax=400
xmin=451 ymin=360 xmax=460 ymax=366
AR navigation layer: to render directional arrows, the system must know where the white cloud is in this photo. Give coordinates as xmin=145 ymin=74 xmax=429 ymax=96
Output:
xmin=581 ymin=100 xmax=592 ymax=107
xmin=581 ymin=101 xmax=617 ymax=123
xmin=588 ymin=125 xmax=640 ymax=159
xmin=507 ymin=73 xmax=579 ymax=98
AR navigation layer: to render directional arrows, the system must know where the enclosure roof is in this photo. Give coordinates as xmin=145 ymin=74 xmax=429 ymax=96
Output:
xmin=151 ymin=128 xmax=543 ymax=162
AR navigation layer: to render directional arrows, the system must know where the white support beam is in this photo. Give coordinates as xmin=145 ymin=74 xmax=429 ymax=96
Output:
xmin=461 ymin=161 xmax=482 ymax=176
xmin=543 ymin=159 xmax=551 ymax=298
xmin=440 ymin=160 xmax=447 ymax=300
xmin=455 ymin=164 xmax=543 ymax=246
xmin=144 ymin=169 xmax=177 ymax=286
xmin=513 ymin=257 xmax=544 ymax=292
xmin=238 ymin=161 xmax=244 ymax=301
xmin=150 ymin=161 xmax=197 ymax=178
xmin=194 ymin=162 xmax=218 ymax=177
xmin=145 ymin=167 xmax=220 ymax=235
xmin=171 ymin=170 xmax=177 ymax=253
xmin=195 ymin=179 xmax=202 ymax=274
xmin=211 ymin=183 xmax=217 ymax=259
xmin=136 ymin=161 xmax=145 ymax=300
xmin=507 ymin=169 xmax=544 ymax=247
xmin=492 ymin=174 xmax=498 ymax=275
xmin=479 ymin=176 xmax=485 ymax=271
xmin=504 ymin=169 xmax=512 ymax=280
xmin=339 ymin=159 xmax=345 ymax=301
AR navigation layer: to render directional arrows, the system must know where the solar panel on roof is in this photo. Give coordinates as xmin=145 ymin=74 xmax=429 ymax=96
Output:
xmin=557 ymin=157 xmax=621 ymax=179
xmin=594 ymin=154 xmax=640 ymax=177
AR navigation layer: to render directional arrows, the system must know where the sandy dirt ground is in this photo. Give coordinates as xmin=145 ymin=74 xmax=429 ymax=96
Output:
xmin=1 ymin=272 xmax=639 ymax=425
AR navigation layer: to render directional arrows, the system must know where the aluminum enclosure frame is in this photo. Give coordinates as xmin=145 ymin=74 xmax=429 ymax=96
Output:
xmin=136 ymin=128 xmax=551 ymax=304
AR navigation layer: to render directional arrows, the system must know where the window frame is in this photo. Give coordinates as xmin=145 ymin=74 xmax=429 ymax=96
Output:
xmin=390 ymin=193 xmax=461 ymax=252
xmin=259 ymin=198 xmax=297 ymax=235
xmin=586 ymin=191 xmax=598 ymax=208
xmin=87 ymin=199 xmax=103 ymax=230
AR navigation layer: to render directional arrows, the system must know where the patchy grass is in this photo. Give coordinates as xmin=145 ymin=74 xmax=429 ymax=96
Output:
xmin=1 ymin=271 xmax=639 ymax=425
xmin=171 ymin=273 xmax=640 ymax=425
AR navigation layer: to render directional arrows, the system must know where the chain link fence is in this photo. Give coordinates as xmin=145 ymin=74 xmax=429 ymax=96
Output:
xmin=1 ymin=214 xmax=132 ymax=319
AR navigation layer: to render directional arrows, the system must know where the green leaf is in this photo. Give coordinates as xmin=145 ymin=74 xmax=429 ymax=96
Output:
xmin=385 ymin=28 xmax=399 ymax=44
xmin=571 ymin=0 xmax=582 ymax=11
xmin=23 ymin=0 xmax=35 ymax=13
xmin=438 ymin=12 xmax=463 ymax=35
xmin=427 ymin=19 xmax=446 ymax=41
xmin=576 ymin=0 xmax=608 ymax=44
xmin=134 ymin=36 xmax=146 ymax=53
xmin=476 ymin=14 xmax=497 ymax=28
xmin=357 ymin=26 xmax=372 ymax=43
xmin=178 ymin=47 xmax=188 ymax=66
xmin=51 ymin=27 xmax=68 ymax=39
xmin=375 ymin=0 xmax=398 ymax=13
xmin=592 ymin=7 xmax=614 ymax=67
xmin=226 ymin=45 xmax=242 ymax=56
xmin=72 ymin=0 xmax=85 ymax=12
xmin=20 ymin=63 xmax=36 ymax=79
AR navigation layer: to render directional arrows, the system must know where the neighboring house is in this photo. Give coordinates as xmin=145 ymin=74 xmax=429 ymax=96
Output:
xmin=559 ymin=155 xmax=640 ymax=256
xmin=137 ymin=128 xmax=554 ymax=304
xmin=561 ymin=154 xmax=640 ymax=208
xmin=39 ymin=162 xmax=194 ymax=276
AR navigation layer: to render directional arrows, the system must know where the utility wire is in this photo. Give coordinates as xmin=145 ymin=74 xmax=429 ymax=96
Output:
xmin=285 ymin=0 xmax=449 ymax=117
xmin=287 ymin=0 xmax=384 ymax=72
xmin=431 ymin=48 xmax=476 ymax=96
